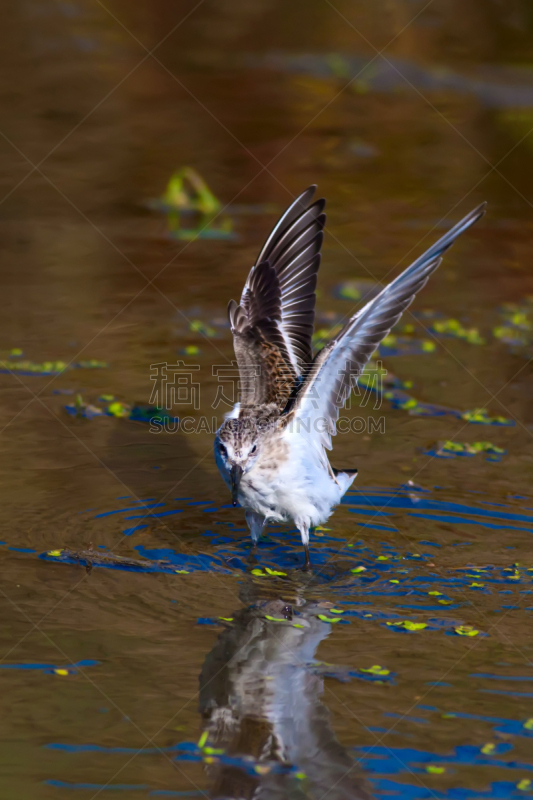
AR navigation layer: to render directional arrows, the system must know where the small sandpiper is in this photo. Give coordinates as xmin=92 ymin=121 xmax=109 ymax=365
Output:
xmin=214 ymin=187 xmax=485 ymax=568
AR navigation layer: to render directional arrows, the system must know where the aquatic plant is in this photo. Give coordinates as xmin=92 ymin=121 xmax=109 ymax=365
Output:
xmin=426 ymin=440 xmax=506 ymax=461
xmin=493 ymin=299 xmax=533 ymax=356
xmin=429 ymin=317 xmax=485 ymax=345
xmin=162 ymin=167 xmax=222 ymax=215
xmin=357 ymin=367 xmax=514 ymax=425
xmin=379 ymin=333 xmax=437 ymax=355
xmin=65 ymin=395 xmax=178 ymax=424
xmin=148 ymin=167 xmax=236 ymax=241
xmin=0 ymin=355 xmax=107 ymax=376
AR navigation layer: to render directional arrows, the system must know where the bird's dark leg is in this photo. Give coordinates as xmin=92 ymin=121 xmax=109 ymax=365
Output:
xmin=304 ymin=543 xmax=311 ymax=571
xmin=247 ymin=542 xmax=258 ymax=564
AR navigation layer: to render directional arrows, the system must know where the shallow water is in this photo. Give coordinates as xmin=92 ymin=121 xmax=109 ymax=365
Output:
xmin=1 ymin=1 xmax=533 ymax=798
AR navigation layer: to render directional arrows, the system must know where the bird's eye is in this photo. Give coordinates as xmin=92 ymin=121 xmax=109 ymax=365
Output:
xmin=250 ymin=445 xmax=257 ymax=454
xmin=219 ymin=443 xmax=227 ymax=457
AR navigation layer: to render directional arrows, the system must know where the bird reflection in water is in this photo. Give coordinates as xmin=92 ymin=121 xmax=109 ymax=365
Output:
xmin=199 ymin=590 xmax=373 ymax=800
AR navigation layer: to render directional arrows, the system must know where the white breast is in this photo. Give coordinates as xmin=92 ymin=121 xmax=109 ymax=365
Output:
xmin=239 ymin=433 xmax=343 ymax=528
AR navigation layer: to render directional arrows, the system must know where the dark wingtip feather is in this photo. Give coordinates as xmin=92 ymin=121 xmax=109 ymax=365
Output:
xmin=244 ymin=186 xmax=326 ymax=373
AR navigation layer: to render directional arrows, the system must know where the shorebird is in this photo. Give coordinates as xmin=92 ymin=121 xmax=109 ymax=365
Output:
xmin=214 ymin=187 xmax=485 ymax=568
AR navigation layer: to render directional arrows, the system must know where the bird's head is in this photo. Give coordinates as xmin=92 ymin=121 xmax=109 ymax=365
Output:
xmin=214 ymin=418 xmax=261 ymax=506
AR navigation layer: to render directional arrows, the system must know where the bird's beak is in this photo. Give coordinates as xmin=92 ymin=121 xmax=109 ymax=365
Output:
xmin=230 ymin=464 xmax=243 ymax=506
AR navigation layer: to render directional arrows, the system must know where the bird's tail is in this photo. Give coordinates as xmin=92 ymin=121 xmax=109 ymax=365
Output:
xmin=333 ymin=467 xmax=358 ymax=494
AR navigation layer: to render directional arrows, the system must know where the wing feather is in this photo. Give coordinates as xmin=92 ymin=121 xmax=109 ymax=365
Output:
xmin=253 ymin=189 xmax=325 ymax=370
xmin=283 ymin=203 xmax=486 ymax=450
xmin=228 ymin=187 xmax=325 ymax=408
xmin=228 ymin=261 xmax=295 ymax=408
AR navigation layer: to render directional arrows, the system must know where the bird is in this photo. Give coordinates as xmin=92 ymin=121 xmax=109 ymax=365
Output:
xmin=214 ymin=186 xmax=485 ymax=569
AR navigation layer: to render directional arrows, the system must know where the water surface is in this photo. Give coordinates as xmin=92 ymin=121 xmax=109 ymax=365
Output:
xmin=1 ymin=1 xmax=533 ymax=798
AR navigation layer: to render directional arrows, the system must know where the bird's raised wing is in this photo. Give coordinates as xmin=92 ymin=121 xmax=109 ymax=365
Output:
xmin=228 ymin=186 xmax=325 ymax=409
xmin=283 ymin=203 xmax=486 ymax=449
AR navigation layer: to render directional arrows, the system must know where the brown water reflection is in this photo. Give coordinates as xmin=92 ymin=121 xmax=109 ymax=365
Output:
xmin=1 ymin=1 xmax=533 ymax=797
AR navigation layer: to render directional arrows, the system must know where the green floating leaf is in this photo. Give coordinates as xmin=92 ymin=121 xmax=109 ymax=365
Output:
xmin=454 ymin=625 xmax=479 ymax=637
xmin=470 ymin=441 xmax=505 ymax=454
xmin=218 ymin=617 xmax=233 ymax=622
xmin=317 ymin=614 xmax=341 ymax=623
xmin=0 ymin=356 xmax=107 ymax=376
xmin=0 ymin=359 xmax=62 ymax=374
xmin=461 ymin=408 xmax=512 ymax=426
xmin=339 ymin=285 xmax=361 ymax=300
xmin=67 ymin=396 xmax=179 ymax=424
xmin=379 ymin=333 xmax=437 ymax=355
xmin=399 ymin=398 xmax=418 ymax=410
xmin=265 ymin=615 xmax=287 ymax=623
xmin=197 ymin=731 xmax=208 ymax=749
xmin=189 ymin=319 xmax=217 ymax=338
xmin=163 ymin=167 xmax=221 ymax=215
xmin=387 ymin=620 xmax=427 ymax=631
xmin=351 ymin=566 xmax=366 ymax=573
xmin=493 ymin=298 xmax=533 ymax=353
xmin=430 ymin=317 xmax=485 ymax=345
xmin=360 ymin=665 xmax=390 ymax=675
xmin=264 ymin=566 xmax=287 ymax=577
xmin=435 ymin=440 xmax=506 ymax=458
xmin=517 ymin=779 xmax=532 ymax=791
xmin=107 ymin=401 xmax=130 ymax=418
xmin=332 ymin=278 xmax=380 ymax=303
xmin=153 ymin=169 xmax=239 ymax=242
xmin=524 ymin=718 xmax=533 ymax=731
xmin=481 ymin=743 xmax=496 ymax=755
xmin=426 ymin=766 xmax=445 ymax=774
